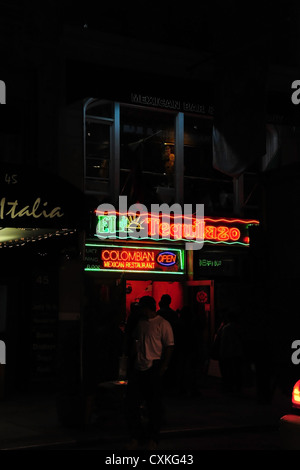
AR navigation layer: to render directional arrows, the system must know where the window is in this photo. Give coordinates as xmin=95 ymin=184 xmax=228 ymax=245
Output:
xmin=84 ymin=100 xmax=114 ymax=196
xmin=83 ymin=100 xmax=240 ymax=216
xmin=86 ymin=120 xmax=110 ymax=180
xmin=120 ymin=105 xmax=176 ymax=205
xmin=184 ymin=115 xmax=233 ymax=214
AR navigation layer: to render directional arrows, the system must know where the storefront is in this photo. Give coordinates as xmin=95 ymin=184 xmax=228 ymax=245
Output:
xmin=190 ymin=216 xmax=260 ymax=336
xmin=59 ymin=91 xmax=261 ymax=392
xmin=85 ymin=241 xmax=186 ymax=320
xmin=84 ymin=207 xmax=259 ymax=381
xmin=0 ymin=162 xmax=86 ymax=396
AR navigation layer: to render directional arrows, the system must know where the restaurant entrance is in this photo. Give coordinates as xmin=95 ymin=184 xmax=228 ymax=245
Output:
xmin=125 ymin=280 xmax=184 ymax=320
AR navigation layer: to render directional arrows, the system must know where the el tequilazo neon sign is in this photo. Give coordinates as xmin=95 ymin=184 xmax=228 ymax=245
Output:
xmin=95 ymin=211 xmax=259 ymax=247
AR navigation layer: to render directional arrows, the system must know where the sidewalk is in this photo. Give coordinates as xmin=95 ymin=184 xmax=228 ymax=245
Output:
xmin=0 ymin=375 xmax=291 ymax=450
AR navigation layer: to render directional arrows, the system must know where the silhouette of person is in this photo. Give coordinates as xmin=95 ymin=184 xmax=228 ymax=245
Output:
xmin=157 ymin=294 xmax=178 ymax=386
xmin=125 ymin=296 xmax=174 ymax=450
xmin=157 ymin=294 xmax=178 ymax=333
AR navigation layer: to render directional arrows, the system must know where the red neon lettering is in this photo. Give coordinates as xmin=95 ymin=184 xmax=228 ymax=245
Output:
xmin=169 ymin=223 xmax=181 ymax=239
xmin=194 ymin=220 xmax=205 ymax=239
xmin=229 ymin=227 xmax=241 ymax=241
xmin=101 ymin=249 xmax=155 ymax=262
xmin=182 ymin=223 xmax=194 ymax=239
xmin=159 ymin=223 xmax=170 ymax=237
xmin=216 ymin=226 xmax=229 ymax=241
xmin=102 ymin=250 xmax=110 ymax=260
xmin=182 ymin=221 xmax=203 ymax=239
xmin=203 ymin=225 xmax=241 ymax=241
xmin=111 ymin=250 xmax=118 ymax=260
xmin=100 ymin=215 xmax=245 ymax=244
xmin=205 ymin=226 xmax=216 ymax=239
xmin=146 ymin=217 xmax=207 ymax=241
xmin=147 ymin=217 xmax=159 ymax=236
xmin=157 ymin=254 xmax=176 ymax=264
xmin=183 ymin=224 xmax=195 ymax=239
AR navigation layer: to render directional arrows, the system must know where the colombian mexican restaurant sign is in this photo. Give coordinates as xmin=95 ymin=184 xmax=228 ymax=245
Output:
xmin=85 ymin=244 xmax=185 ymax=274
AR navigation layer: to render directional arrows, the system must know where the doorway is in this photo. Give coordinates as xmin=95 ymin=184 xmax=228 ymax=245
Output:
xmin=185 ymin=280 xmax=215 ymax=366
xmin=186 ymin=280 xmax=214 ymax=337
xmin=125 ymin=280 xmax=184 ymax=319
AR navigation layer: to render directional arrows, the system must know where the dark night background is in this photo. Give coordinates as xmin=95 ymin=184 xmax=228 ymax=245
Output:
xmin=0 ymin=0 xmax=300 ymax=452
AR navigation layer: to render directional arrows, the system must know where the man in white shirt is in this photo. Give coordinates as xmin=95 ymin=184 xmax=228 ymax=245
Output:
xmin=125 ymin=295 xmax=174 ymax=450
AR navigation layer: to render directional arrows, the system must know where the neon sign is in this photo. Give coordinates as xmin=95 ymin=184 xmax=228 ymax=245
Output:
xmin=199 ymin=259 xmax=222 ymax=267
xmin=95 ymin=212 xmax=259 ymax=247
xmin=156 ymin=251 xmax=177 ymax=267
xmin=85 ymin=244 xmax=185 ymax=274
xmin=193 ymin=253 xmax=238 ymax=278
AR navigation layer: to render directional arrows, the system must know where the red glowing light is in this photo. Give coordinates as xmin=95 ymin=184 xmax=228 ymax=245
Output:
xmin=95 ymin=209 xmax=259 ymax=226
xmin=204 ymin=225 xmax=240 ymax=242
xmin=95 ymin=211 xmax=259 ymax=246
xmin=87 ymin=246 xmax=184 ymax=273
xmin=101 ymin=249 xmax=155 ymax=270
xmin=292 ymin=381 xmax=300 ymax=409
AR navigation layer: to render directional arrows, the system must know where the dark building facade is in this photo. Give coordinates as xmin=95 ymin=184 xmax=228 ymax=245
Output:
xmin=1 ymin=3 xmax=300 ymax=412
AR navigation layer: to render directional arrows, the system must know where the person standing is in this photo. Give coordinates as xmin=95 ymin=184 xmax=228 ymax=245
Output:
xmin=125 ymin=295 xmax=174 ymax=450
xmin=157 ymin=294 xmax=178 ymax=333
xmin=157 ymin=294 xmax=178 ymax=387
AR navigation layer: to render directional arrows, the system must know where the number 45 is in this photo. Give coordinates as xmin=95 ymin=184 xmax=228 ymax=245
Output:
xmin=5 ymin=174 xmax=17 ymax=184
xmin=36 ymin=275 xmax=49 ymax=285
